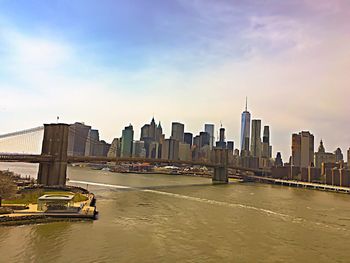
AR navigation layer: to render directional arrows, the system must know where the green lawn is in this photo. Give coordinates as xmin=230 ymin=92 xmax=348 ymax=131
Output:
xmin=2 ymin=190 xmax=88 ymax=205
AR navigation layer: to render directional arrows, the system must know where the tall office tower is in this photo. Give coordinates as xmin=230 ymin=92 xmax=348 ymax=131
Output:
xmin=204 ymin=124 xmax=215 ymax=149
xmin=334 ymin=148 xmax=344 ymax=162
xmin=121 ymin=124 xmax=134 ymax=158
xmin=199 ymin=132 xmax=210 ymax=148
xmin=291 ymin=131 xmax=314 ymax=168
xmin=155 ymin=122 xmax=163 ymax=143
xmin=171 ymin=122 xmax=185 ymax=142
xmin=347 ymin=148 xmax=350 ymax=168
xmin=250 ymin=120 xmax=262 ymax=158
xmin=184 ymin=132 xmax=193 ymax=146
xmin=67 ymin=122 xmax=91 ymax=156
xmin=140 ymin=118 xmax=161 ymax=142
xmin=227 ymin=141 xmax=234 ymax=151
xmin=85 ymin=129 xmax=100 ymax=156
xmin=140 ymin=118 xmax=163 ymax=158
xmin=275 ymin=152 xmax=283 ymax=167
xmin=216 ymin=127 xmax=226 ymax=149
xmin=261 ymin=126 xmax=271 ymax=158
xmin=240 ymin=98 xmax=251 ymax=154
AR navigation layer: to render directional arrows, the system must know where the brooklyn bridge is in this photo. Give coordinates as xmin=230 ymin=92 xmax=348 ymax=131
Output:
xmin=0 ymin=124 xmax=271 ymax=186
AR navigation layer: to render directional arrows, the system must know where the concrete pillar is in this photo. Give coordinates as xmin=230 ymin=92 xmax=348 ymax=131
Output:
xmin=212 ymin=148 xmax=228 ymax=184
xmin=37 ymin=124 xmax=69 ymax=186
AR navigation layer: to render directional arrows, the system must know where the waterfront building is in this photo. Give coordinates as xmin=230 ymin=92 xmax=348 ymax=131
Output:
xmin=193 ymin=135 xmax=200 ymax=148
xmin=107 ymin=138 xmax=121 ymax=158
xmin=161 ymin=138 xmax=179 ymax=160
xmin=171 ymin=122 xmax=185 ymax=142
xmin=216 ymin=127 xmax=226 ymax=149
xmin=199 ymin=132 xmax=210 ymax=148
xmin=67 ymin=122 xmax=91 ymax=156
xmin=140 ymin=118 xmax=163 ymax=158
xmin=348 ymin=148 xmax=350 ymax=168
xmin=262 ymin=126 xmax=271 ymax=158
xmin=132 ymin=141 xmax=146 ymax=158
xmin=227 ymin=141 xmax=234 ymax=151
xmin=240 ymin=98 xmax=251 ymax=155
xmin=204 ymin=124 xmax=215 ymax=149
xmin=275 ymin=152 xmax=283 ymax=167
xmin=84 ymin=129 xmax=99 ymax=156
xmin=148 ymin=141 xmax=160 ymax=159
xmin=314 ymin=140 xmax=336 ymax=168
xmin=121 ymin=124 xmax=134 ymax=158
xmin=198 ymin=145 xmax=212 ymax=162
xmin=250 ymin=119 xmax=262 ymax=158
xmin=292 ymin=131 xmax=314 ymax=168
xmin=179 ymin=142 xmax=191 ymax=161
xmin=184 ymin=132 xmax=193 ymax=146
xmin=334 ymin=148 xmax=344 ymax=162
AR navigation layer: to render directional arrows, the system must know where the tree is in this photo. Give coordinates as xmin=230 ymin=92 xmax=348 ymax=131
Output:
xmin=0 ymin=171 xmax=17 ymax=205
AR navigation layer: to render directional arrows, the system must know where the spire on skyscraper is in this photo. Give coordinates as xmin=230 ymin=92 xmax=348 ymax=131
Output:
xmin=245 ymin=96 xmax=248 ymax=111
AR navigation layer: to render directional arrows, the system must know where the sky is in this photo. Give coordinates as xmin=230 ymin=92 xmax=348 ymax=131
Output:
xmin=0 ymin=0 xmax=349 ymax=160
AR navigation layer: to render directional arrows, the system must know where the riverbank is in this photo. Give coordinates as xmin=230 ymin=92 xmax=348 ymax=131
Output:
xmin=0 ymin=184 xmax=98 ymax=226
xmin=0 ymin=214 xmax=92 ymax=226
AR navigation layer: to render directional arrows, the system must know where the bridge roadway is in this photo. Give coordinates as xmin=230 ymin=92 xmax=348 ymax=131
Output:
xmin=0 ymin=153 xmax=271 ymax=175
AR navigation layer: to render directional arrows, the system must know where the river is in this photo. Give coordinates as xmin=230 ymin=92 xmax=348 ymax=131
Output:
xmin=0 ymin=163 xmax=349 ymax=262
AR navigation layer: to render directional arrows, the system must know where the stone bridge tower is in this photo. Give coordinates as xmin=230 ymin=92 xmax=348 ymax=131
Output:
xmin=212 ymin=148 xmax=229 ymax=184
xmin=37 ymin=124 xmax=69 ymax=186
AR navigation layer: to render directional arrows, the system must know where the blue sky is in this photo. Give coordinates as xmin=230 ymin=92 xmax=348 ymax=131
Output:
xmin=0 ymin=0 xmax=349 ymax=159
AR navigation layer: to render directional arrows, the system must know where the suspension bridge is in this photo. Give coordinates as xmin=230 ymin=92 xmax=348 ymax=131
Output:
xmin=0 ymin=124 xmax=271 ymax=186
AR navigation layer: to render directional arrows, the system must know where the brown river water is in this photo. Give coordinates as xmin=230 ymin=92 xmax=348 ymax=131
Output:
xmin=0 ymin=163 xmax=349 ymax=263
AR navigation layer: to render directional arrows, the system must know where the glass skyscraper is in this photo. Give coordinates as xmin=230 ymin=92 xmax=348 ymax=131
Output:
xmin=240 ymin=98 xmax=251 ymax=153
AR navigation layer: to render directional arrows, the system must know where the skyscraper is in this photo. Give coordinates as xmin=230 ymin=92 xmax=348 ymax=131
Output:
xmin=250 ymin=119 xmax=262 ymax=158
xmin=140 ymin=118 xmax=163 ymax=158
xmin=121 ymin=124 xmax=134 ymax=158
xmin=171 ymin=122 xmax=185 ymax=142
xmin=292 ymin=131 xmax=314 ymax=168
xmin=204 ymin=124 xmax=215 ymax=149
xmin=199 ymin=132 xmax=210 ymax=148
xmin=67 ymin=122 xmax=91 ymax=156
xmin=240 ymin=98 xmax=251 ymax=155
xmin=216 ymin=127 xmax=226 ymax=149
xmin=184 ymin=132 xmax=193 ymax=146
xmin=347 ymin=148 xmax=350 ymax=168
xmin=262 ymin=125 xmax=271 ymax=158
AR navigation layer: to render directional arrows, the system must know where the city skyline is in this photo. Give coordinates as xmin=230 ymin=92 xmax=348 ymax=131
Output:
xmin=0 ymin=0 xmax=349 ymax=160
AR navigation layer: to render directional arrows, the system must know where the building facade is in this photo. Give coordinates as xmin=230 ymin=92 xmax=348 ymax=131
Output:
xmin=250 ymin=119 xmax=262 ymax=158
xmin=171 ymin=122 xmax=184 ymax=143
xmin=121 ymin=124 xmax=134 ymax=158
xmin=67 ymin=122 xmax=91 ymax=156
xmin=240 ymin=99 xmax=251 ymax=156
xmin=292 ymin=131 xmax=314 ymax=168
xmin=314 ymin=140 xmax=336 ymax=168
xmin=204 ymin=124 xmax=215 ymax=149
xmin=184 ymin=132 xmax=193 ymax=146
